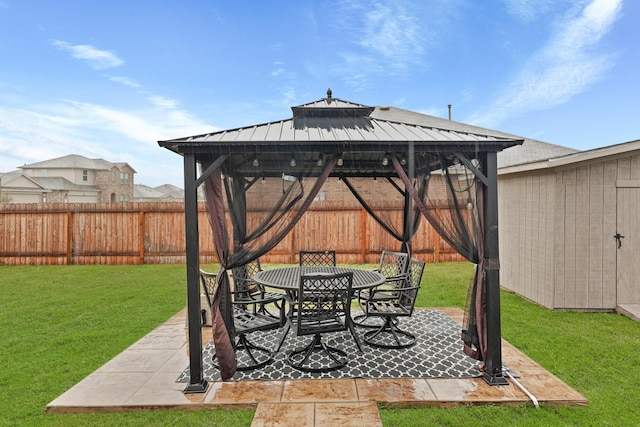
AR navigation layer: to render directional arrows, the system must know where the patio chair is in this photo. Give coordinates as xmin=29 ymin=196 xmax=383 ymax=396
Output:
xmin=201 ymin=269 xmax=284 ymax=371
xmin=199 ymin=269 xmax=218 ymax=325
xmin=231 ymin=259 xmax=285 ymax=321
xmin=362 ymin=257 xmax=425 ymax=349
xmin=299 ymin=250 xmax=336 ymax=266
xmin=282 ymin=272 xmax=359 ymax=372
xmin=353 ymin=250 xmax=410 ymax=327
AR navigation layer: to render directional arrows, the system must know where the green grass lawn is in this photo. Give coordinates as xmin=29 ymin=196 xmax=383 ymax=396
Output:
xmin=1 ymin=262 xmax=639 ymax=426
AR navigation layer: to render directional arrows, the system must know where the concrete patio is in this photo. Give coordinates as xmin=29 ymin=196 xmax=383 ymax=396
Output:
xmin=46 ymin=307 xmax=587 ymax=426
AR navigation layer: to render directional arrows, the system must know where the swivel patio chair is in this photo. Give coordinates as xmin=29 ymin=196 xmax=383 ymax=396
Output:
xmin=231 ymin=259 xmax=285 ymax=321
xmin=299 ymin=250 xmax=336 ymax=266
xmin=362 ymin=257 xmax=425 ymax=349
xmin=199 ymin=269 xmax=218 ymax=326
xmin=353 ymin=250 xmax=410 ymax=327
xmin=201 ymin=269 xmax=284 ymax=372
xmin=282 ymin=271 xmax=359 ymax=372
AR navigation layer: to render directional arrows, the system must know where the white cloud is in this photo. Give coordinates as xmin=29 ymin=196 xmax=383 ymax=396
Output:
xmin=502 ymin=0 xmax=558 ymax=21
xmin=106 ymin=75 xmax=140 ymax=88
xmin=357 ymin=2 xmax=423 ymax=66
xmin=271 ymin=68 xmax=285 ymax=77
xmin=334 ymin=1 xmax=425 ymax=75
xmin=467 ymin=0 xmax=622 ymax=127
xmin=0 ymin=99 xmax=215 ymax=186
xmin=148 ymin=96 xmax=178 ymax=109
xmin=53 ymin=40 xmax=124 ymax=70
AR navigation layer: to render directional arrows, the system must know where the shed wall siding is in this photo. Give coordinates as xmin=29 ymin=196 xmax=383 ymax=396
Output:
xmin=499 ymin=171 xmax=556 ymax=309
xmin=554 ymin=159 xmax=625 ymax=310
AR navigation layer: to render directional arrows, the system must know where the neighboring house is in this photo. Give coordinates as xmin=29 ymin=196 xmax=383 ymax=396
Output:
xmin=134 ymin=183 xmax=187 ymax=202
xmin=0 ymin=171 xmax=50 ymax=203
xmin=498 ymin=139 xmax=640 ymax=319
xmin=0 ymin=154 xmax=136 ymax=203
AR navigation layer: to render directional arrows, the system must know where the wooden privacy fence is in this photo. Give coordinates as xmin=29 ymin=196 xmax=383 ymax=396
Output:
xmin=0 ymin=201 xmax=465 ymax=265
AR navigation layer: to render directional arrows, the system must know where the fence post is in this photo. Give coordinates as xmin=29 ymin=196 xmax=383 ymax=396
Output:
xmin=66 ymin=210 xmax=73 ymax=265
xmin=290 ymin=227 xmax=296 ymax=264
xmin=138 ymin=210 xmax=145 ymax=264
xmin=361 ymin=207 xmax=367 ymax=264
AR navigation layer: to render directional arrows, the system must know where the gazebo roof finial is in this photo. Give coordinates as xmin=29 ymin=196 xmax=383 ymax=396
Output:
xmin=326 ymin=88 xmax=332 ymax=99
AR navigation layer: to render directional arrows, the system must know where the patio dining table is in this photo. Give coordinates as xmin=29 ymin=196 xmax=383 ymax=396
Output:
xmin=253 ymin=265 xmax=385 ymax=353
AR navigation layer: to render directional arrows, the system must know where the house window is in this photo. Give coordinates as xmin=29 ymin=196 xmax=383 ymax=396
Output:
xmin=111 ymin=171 xmax=116 ymax=182
xmin=120 ymin=172 xmax=129 ymax=184
xmin=82 ymin=170 xmax=88 ymax=181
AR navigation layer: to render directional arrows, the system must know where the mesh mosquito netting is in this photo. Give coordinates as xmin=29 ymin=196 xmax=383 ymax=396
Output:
xmin=199 ymin=146 xmax=487 ymax=379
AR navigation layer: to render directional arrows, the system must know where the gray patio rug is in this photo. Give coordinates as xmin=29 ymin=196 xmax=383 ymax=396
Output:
xmin=176 ymin=309 xmax=483 ymax=382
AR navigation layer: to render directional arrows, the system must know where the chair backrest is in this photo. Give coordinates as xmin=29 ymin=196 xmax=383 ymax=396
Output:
xmin=231 ymin=259 xmax=262 ymax=294
xmin=377 ymin=250 xmax=410 ymax=279
xmin=299 ymin=250 xmax=337 ymax=266
xmin=200 ymin=269 xmax=218 ymax=306
xmin=296 ymin=272 xmax=353 ymax=335
xmin=398 ymin=258 xmax=425 ymax=312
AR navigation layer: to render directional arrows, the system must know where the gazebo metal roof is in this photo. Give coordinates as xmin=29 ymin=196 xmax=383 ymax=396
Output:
xmin=159 ymin=94 xmax=521 ymax=178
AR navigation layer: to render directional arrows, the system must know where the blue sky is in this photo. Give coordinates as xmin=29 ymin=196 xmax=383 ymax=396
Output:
xmin=0 ymin=0 xmax=636 ymax=187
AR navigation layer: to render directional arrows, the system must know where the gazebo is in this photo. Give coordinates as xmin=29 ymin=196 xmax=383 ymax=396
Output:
xmin=158 ymin=90 xmax=523 ymax=392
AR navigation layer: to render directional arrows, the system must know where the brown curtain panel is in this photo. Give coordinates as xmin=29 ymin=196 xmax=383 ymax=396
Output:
xmin=202 ymin=154 xmax=338 ymax=379
xmin=392 ymin=153 xmax=486 ymax=361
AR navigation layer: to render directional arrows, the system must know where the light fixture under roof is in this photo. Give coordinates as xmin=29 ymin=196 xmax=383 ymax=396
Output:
xmin=381 ymin=156 xmax=389 ymax=166
xmin=252 ymin=158 xmax=259 ymax=167
xmin=290 ymin=158 xmax=296 ymax=167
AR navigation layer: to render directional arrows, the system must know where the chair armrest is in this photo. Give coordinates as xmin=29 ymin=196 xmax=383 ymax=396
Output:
xmin=369 ymin=283 xmax=419 ymax=298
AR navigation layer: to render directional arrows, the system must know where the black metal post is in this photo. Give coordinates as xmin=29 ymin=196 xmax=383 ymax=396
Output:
xmin=482 ymin=151 xmax=508 ymax=385
xmin=182 ymin=152 xmax=208 ymax=394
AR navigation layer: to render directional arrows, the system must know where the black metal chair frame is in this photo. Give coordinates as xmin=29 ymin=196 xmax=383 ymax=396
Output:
xmin=299 ymin=250 xmax=337 ymax=266
xmin=201 ymin=269 xmax=284 ymax=372
xmin=353 ymin=250 xmax=410 ymax=328
xmin=231 ymin=259 xmax=285 ymax=321
xmin=279 ymin=271 xmax=360 ymax=372
xmin=362 ymin=258 xmax=425 ymax=349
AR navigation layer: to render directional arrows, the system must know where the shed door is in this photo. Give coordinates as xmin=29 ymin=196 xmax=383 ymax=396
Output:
xmin=616 ymin=185 xmax=640 ymax=305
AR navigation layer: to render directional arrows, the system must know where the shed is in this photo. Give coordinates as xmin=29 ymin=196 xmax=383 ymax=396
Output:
xmin=498 ymin=139 xmax=640 ymax=318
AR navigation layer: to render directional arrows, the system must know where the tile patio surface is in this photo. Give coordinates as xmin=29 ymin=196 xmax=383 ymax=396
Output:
xmin=46 ymin=307 xmax=587 ymax=426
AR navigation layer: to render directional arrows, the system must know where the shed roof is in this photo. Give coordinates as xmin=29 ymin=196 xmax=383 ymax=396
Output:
xmin=500 ymin=138 xmax=640 ymax=174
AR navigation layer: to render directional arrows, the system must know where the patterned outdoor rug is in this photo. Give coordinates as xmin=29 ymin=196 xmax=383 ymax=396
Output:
xmin=176 ymin=309 xmax=482 ymax=382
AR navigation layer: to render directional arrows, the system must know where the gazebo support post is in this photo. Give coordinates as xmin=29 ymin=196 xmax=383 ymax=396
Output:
xmin=182 ymin=152 xmax=208 ymax=394
xmin=481 ymin=151 xmax=508 ymax=386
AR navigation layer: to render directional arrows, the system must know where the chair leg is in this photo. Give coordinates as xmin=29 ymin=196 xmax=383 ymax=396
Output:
xmin=213 ymin=334 xmax=274 ymax=372
xmin=352 ymin=312 xmax=385 ymax=328
xmin=363 ymin=317 xmax=416 ymax=349
xmin=274 ymin=322 xmax=291 ymax=353
xmin=287 ymin=334 xmax=348 ymax=372
xmin=346 ymin=317 xmax=363 ymax=353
